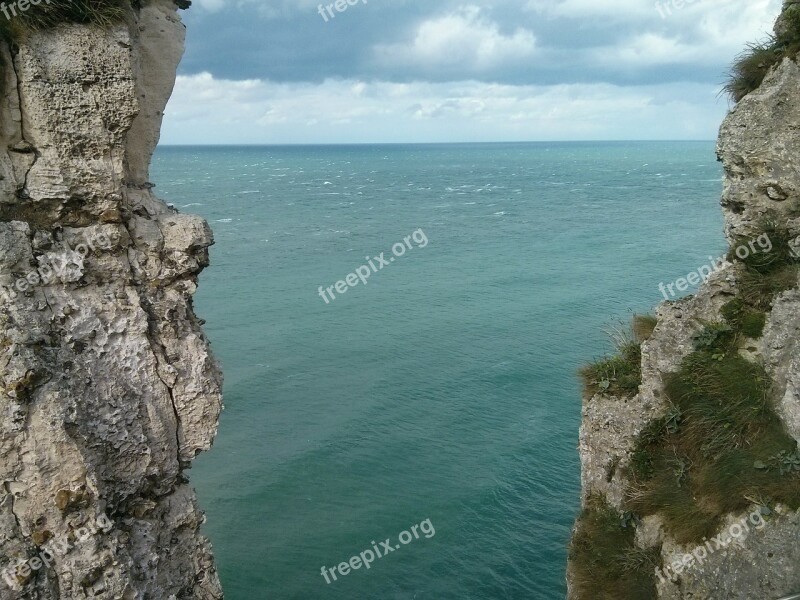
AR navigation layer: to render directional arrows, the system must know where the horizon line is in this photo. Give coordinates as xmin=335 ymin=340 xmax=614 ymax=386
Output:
xmin=157 ymin=139 xmax=716 ymax=147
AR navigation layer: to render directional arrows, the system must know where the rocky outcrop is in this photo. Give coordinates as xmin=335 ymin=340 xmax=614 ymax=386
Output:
xmin=568 ymin=3 xmax=800 ymax=598
xmin=0 ymin=1 xmax=223 ymax=598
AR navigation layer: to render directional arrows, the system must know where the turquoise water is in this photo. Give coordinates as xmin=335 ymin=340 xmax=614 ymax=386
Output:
xmin=150 ymin=142 xmax=725 ymax=600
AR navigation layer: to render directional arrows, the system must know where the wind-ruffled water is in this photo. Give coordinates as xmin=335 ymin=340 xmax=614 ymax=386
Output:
xmin=151 ymin=142 xmax=724 ymax=599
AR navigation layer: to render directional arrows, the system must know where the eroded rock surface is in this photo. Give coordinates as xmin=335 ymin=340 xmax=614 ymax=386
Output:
xmin=0 ymin=2 xmax=223 ymax=598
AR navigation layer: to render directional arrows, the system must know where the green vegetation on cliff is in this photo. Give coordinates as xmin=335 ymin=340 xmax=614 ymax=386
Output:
xmin=579 ymin=315 xmax=655 ymax=398
xmin=571 ymin=224 xmax=800 ymax=596
xmin=0 ymin=0 xmax=129 ymax=43
xmin=725 ymin=3 xmax=800 ymax=102
xmin=623 ymin=224 xmax=800 ymax=544
xmin=626 ymin=221 xmax=800 ymax=544
xmin=626 ymin=349 xmax=800 ymax=543
xmin=569 ymin=496 xmax=659 ymax=600
xmin=0 ymin=0 xmax=190 ymax=44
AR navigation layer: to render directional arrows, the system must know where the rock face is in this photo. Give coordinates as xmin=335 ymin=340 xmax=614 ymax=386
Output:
xmin=568 ymin=3 xmax=800 ymax=599
xmin=0 ymin=1 xmax=223 ymax=598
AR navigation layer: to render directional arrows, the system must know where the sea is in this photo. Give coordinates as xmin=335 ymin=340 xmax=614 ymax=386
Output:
xmin=149 ymin=141 xmax=726 ymax=600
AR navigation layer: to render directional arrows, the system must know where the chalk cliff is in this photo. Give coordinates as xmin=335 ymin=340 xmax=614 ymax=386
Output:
xmin=0 ymin=1 xmax=223 ymax=598
xmin=568 ymin=3 xmax=800 ymax=599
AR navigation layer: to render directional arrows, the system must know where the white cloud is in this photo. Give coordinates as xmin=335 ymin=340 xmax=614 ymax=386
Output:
xmin=189 ymin=0 xmax=365 ymax=18
xmin=599 ymin=32 xmax=701 ymax=66
xmin=525 ymin=0 xmax=655 ymax=20
xmin=163 ymin=0 xmax=790 ymax=143
xmin=161 ymin=72 xmax=729 ymax=144
xmin=524 ymin=0 xmax=773 ymax=23
xmin=583 ymin=0 xmax=780 ymax=68
xmin=374 ymin=6 xmax=536 ymax=72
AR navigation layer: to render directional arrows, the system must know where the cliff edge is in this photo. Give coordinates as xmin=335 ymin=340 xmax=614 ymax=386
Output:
xmin=0 ymin=1 xmax=223 ymax=598
xmin=568 ymin=3 xmax=800 ymax=599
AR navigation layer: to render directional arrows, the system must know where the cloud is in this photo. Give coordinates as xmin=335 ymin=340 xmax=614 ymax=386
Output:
xmin=162 ymin=72 xmax=728 ymax=144
xmin=524 ymin=0 xmax=771 ymax=23
xmin=590 ymin=0 xmax=779 ymax=68
xmin=180 ymin=0 xmax=781 ymax=86
xmin=374 ymin=6 xmax=536 ymax=73
xmin=169 ymin=0 xmax=784 ymax=141
xmin=525 ymin=0 xmax=655 ymax=20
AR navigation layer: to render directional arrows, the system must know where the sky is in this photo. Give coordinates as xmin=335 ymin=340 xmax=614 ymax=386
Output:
xmin=160 ymin=0 xmax=783 ymax=144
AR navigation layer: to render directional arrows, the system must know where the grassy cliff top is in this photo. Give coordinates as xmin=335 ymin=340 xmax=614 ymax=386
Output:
xmin=0 ymin=0 xmax=190 ymax=44
xmin=725 ymin=2 xmax=800 ymax=102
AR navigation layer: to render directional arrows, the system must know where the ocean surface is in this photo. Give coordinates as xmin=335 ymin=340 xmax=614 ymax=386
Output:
xmin=150 ymin=142 xmax=726 ymax=600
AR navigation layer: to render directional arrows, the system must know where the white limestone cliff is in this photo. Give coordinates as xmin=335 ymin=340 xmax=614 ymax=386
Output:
xmin=0 ymin=1 xmax=224 ymax=598
xmin=568 ymin=3 xmax=800 ymax=598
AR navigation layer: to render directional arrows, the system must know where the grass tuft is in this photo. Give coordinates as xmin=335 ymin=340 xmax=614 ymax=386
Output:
xmin=724 ymin=4 xmax=800 ymax=102
xmin=0 ymin=1 xmax=191 ymax=45
xmin=624 ymin=344 xmax=800 ymax=544
xmin=720 ymin=298 xmax=767 ymax=339
xmin=580 ymin=340 xmax=642 ymax=398
xmin=723 ymin=39 xmax=783 ymax=103
xmin=0 ymin=1 xmax=131 ymax=43
xmin=580 ymin=316 xmax=654 ymax=398
xmin=730 ymin=222 xmax=800 ymax=310
xmin=738 ymin=265 xmax=799 ymax=310
xmin=569 ymin=495 xmax=659 ymax=600
xmin=632 ymin=314 xmax=658 ymax=342
xmin=740 ymin=311 xmax=767 ymax=338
